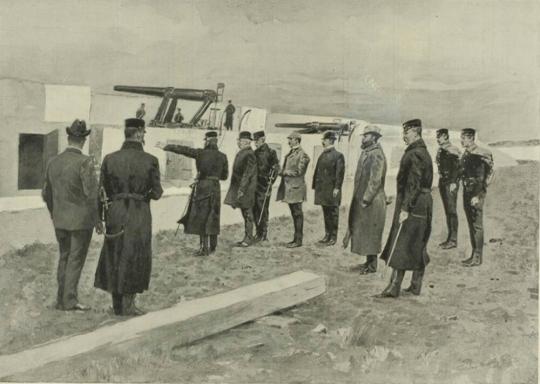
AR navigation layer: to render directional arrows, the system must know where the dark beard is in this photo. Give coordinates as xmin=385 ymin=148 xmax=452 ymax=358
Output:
xmin=361 ymin=140 xmax=373 ymax=149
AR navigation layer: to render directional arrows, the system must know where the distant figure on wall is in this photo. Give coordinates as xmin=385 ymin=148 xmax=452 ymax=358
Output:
xmin=42 ymin=119 xmax=101 ymax=312
xmin=224 ymin=100 xmax=235 ymax=131
xmin=136 ymin=103 xmax=146 ymax=120
xmin=174 ymin=108 xmax=184 ymax=124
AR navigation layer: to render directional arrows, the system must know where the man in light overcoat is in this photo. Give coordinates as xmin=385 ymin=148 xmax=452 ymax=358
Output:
xmin=344 ymin=125 xmax=387 ymax=273
xmin=276 ymin=131 xmax=310 ymax=248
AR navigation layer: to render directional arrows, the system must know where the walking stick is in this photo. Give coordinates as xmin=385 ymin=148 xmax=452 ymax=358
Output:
xmin=257 ymin=168 xmax=276 ymax=226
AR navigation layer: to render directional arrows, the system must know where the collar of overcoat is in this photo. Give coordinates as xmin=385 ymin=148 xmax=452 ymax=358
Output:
xmin=121 ymin=141 xmax=144 ymax=151
xmin=405 ymin=138 xmax=426 ymax=152
xmin=65 ymin=147 xmax=82 ymax=154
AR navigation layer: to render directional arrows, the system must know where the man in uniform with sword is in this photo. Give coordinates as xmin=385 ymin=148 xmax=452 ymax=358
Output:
xmin=379 ymin=119 xmax=434 ymax=298
xmin=253 ymin=131 xmax=280 ymax=242
xmin=156 ymin=131 xmax=229 ymax=256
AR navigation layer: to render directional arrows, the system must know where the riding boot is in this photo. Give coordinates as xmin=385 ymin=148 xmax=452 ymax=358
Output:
xmin=112 ymin=293 xmax=122 ymax=315
xmin=209 ymin=235 xmax=217 ymax=254
xmin=195 ymin=235 xmax=209 ymax=256
xmin=404 ymin=268 xmax=424 ymax=295
xmin=381 ymin=269 xmax=405 ymax=297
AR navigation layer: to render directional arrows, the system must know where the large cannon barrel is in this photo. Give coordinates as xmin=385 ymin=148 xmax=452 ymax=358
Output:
xmin=114 ymin=85 xmax=217 ymax=102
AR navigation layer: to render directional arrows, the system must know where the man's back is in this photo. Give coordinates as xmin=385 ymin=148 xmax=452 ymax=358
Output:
xmin=101 ymin=141 xmax=162 ymax=199
xmin=43 ymin=148 xmax=98 ymax=230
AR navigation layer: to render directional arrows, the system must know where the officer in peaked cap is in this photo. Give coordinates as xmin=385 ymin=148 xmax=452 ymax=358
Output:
xmin=253 ymin=130 xmax=280 ymax=242
xmin=457 ymin=128 xmax=494 ymax=267
xmin=277 ymin=131 xmax=310 ymax=248
xmin=312 ymin=130 xmax=345 ymax=246
xmin=436 ymin=128 xmax=461 ymax=249
xmin=94 ymin=117 xmax=163 ymax=316
xmin=224 ymin=131 xmax=258 ymax=246
xmin=155 ymin=130 xmax=228 ymax=256
xmin=379 ymin=118 xmax=434 ymax=297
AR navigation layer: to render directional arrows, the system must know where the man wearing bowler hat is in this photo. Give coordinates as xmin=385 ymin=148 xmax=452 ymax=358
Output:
xmin=436 ymin=128 xmax=461 ymax=249
xmin=253 ymin=131 xmax=280 ymax=242
xmin=156 ymin=131 xmax=228 ymax=256
xmin=312 ymin=131 xmax=345 ymax=246
xmin=277 ymin=131 xmax=310 ymax=248
xmin=42 ymin=119 xmax=100 ymax=311
xmin=457 ymin=128 xmax=494 ymax=267
xmin=95 ymin=118 xmax=163 ymax=316
xmin=344 ymin=125 xmax=387 ymax=274
xmin=225 ymin=131 xmax=258 ymax=246
xmin=380 ymin=119 xmax=433 ymax=297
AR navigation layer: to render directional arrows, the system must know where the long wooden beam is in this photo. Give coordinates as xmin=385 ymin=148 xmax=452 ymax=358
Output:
xmin=0 ymin=271 xmax=325 ymax=379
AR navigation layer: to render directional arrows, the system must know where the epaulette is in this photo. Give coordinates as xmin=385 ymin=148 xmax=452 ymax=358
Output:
xmin=444 ymin=144 xmax=461 ymax=157
xmin=469 ymin=146 xmax=493 ymax=164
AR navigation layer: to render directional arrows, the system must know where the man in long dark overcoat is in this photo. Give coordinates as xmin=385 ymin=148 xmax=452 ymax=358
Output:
xmin=224 ymin=131 xmax=258 ymax=247
xmin=380 ymin=119 xmax=433 ymax=297
xmin=94 ymin=118 xmax=163 ymax=316
xmin=344 ymin=125 xmax=387 ymax=273
xmin=156 ymin=131 xmax=228 ymax=255
xmin=253 ymin=131 xmax=280 ymax=242
xmin=312 ymin=131 xmax=345 ymax=246
xmin=277 ymin=131 xmax=310 ymax=248
xmin=42 ymin=119 xmax=100 ymax=311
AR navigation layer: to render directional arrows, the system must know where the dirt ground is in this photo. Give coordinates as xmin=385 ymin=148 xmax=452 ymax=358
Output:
xmin=0 ymin=162 xmax=538 ymax=383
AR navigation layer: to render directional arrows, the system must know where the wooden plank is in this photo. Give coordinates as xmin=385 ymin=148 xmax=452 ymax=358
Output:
xmin=0 ymin=271 xmax=325 ymax=379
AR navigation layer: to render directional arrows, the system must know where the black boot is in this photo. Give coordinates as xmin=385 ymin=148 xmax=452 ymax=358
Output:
xmin=404 ymin=268 xmax=424 ymax=295
xmin=359 ymin=255 xmax=377 ymax=274
xmin=209 ymin=235 xmax=217 ymax=254
xmin=112 ymin=293 xmax=122 ymax=315
xmin=461 ymin=252 xmax=474 ymax=264
xmin=464 ymin=253 xmax=482 ymax=267
xmin=380 ymin=269 xmax=405 ymax=298
xmin=326 ymin=233 xmax=337 ymax=246
xmin=195 ymin=235 xmax=209 ymax=256
xmin=318 ymin=234 xmax=331 ymax=244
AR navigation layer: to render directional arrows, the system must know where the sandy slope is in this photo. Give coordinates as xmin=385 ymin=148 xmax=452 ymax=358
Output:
xmin=0 ymin=163 xmax=537 ymax=383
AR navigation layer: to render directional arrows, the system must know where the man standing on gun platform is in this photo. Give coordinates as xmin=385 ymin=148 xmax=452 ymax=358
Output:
xmin=312 ymin=131 xmax=345 ymax=246
xmin=94 ymin=118 xmax=163 ymax=316
xmin=156 ymin=131 xmax=228 ymax=256
xmin=253 ymin=131 xmax=280 ymax=242
xmin=224 ymin=131 xmax=258 ymax=247
xmin=379 ymin=119 xmax=433 ymax=298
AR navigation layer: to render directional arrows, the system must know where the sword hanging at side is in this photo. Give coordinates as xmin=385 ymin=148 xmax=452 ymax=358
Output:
xmin=257 ymin=168 xmax=276 ymax=226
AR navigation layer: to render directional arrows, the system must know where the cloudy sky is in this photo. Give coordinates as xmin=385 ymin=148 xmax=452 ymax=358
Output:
xmin=1 ymin=0 xmax=538 ymax=140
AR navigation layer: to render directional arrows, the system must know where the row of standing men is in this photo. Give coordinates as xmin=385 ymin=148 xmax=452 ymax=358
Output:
xmin=42 ymin=117 xmax=493 ymax=316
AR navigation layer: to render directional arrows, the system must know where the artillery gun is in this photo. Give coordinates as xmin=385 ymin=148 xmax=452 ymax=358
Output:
xmin=114 ymin=83 xmax=225 ymax=129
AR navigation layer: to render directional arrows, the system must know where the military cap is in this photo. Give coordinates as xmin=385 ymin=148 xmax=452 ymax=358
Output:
xmin=125 ymin=118 xmax=145 ymax=129
xmin=66 ymin=119 xmax=91 ymax=137
xmin=436 ymin=128 xmax=449 ymax=137
xmin=205 ymin=131 xmax=218 ymax=138
xmin=461 ymin=128 xmax=476 ymax=136
xmin=238 ymin=131 xmax=253 ymax=140
xmin=403 ymin=119 xmax=422 ymax=131
xmin=322 ymin=131 xmax=336 ymax=141
xmin=287 ymin=131 xmax=301 ymax=140
xmin=253 ymin=131 xmax=265 ymax=140
xmin=362 ymin=124 xmax=382 ymax=137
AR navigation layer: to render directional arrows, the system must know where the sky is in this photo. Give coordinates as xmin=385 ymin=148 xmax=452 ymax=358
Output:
xmin=0 ymin=0 xmax=538 ymax=141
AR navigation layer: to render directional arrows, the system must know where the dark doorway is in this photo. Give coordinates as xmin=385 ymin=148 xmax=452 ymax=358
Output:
xmin=18 ymin=131 xmax=58 ymax=190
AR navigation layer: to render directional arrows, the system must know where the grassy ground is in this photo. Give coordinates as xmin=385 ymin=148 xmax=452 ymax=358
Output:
xmin=1 ymin=162 xmax=538 ymax=383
